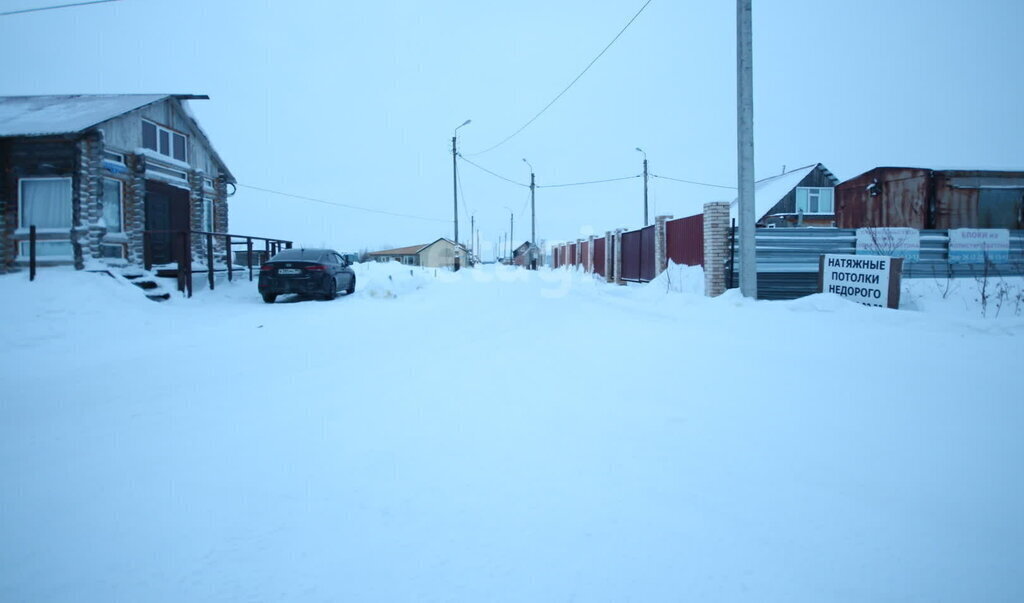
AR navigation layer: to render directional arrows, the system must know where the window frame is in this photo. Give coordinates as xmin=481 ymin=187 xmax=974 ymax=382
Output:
xmin=18 ymin=176 xmax=73 ymax=232
xmin=19 ymin=240 xmax=75 ymax=259
xmin=142 ymin=119 xmax=188 ymax=163
xmin=201 ymin=196 xmax=214 ymax=233
xmin=795 ymin=186 xmax=835 ymax=215
xmin=102 ymin=177 xmax=124 ymax=234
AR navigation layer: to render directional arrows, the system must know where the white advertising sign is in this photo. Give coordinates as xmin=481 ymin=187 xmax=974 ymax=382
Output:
xmin=819 ymin=254 xmax=901 ymax=309
xmin=948 ymin=229 xmax=1010 ymax=264
xmin=856 ymin=227 xmax=921 ymax=262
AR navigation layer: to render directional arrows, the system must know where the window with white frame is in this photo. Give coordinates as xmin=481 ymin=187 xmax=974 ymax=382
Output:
xmin=795 ymin=187 xmax=835 ymax=214
xmin=102 ymin=178 xmax=123 ymax=233
xmin=142 ymin=119 xmax=188 ymax=162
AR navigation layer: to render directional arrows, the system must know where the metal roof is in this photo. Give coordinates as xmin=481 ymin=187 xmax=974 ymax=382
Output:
xmin=368 ymin=244 xmax=429 ymax=256
xmin=369 ymin=238 xmax=469 ymax=256
xmin=0 ymin=94 xmax=206 ymax=137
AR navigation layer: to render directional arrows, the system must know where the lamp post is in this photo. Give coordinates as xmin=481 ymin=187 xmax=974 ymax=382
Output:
xmin=522 ymin=158 xmax=536 ymax=268
xmin=636 ymin=147 xmax=649 ymax=226
xmin=452 ymin=119 xmax=471 ymax=270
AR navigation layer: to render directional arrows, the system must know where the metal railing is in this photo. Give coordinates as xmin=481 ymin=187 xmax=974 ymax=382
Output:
xmin=29 ymin=225 xmax=37 ymax=281
xmin=143 ymin=230 xmax=292 ymax=297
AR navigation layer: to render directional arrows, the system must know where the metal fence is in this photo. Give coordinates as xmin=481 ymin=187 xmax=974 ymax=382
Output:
xmin=728 ymin=228 xmax=1024 ymax=300
xmin=666 ymin=214 xmax=704 ymax=267
xmin=593 ymin=237 xmax=606 ymax=277
xmin=620 ymin=225 xmax=655 ymax=282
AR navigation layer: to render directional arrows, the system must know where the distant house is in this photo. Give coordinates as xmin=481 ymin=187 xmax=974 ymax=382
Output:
xmin=0 ymin=94 xmax=235 ymax=272
xmin=730 ymin=163 xmax=840 ymax=227
xmin=368 ymin=238 xmax=469 ymax=268
xmin=836 ymin=167 xmax=1024 ymax=229
xmin=511 ymin=241 xmax=531 ymax=266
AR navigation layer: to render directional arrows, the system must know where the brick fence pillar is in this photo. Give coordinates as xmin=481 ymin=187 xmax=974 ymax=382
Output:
xmin=703 ymin=202 xmax=731 ymax=297
xmin=613 ymin=228 xmax=624 ymax=285
xmin=654 ymin=214 xmax=672 ymax=277
xmin=604 ymin=231 xmax=613 ymax=282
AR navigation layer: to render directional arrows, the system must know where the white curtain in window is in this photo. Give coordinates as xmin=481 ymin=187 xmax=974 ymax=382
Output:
xmin=21 ymin=179 xmax=72 ymax=229
xmin=102 ymin=178 xmax=122 ymax=232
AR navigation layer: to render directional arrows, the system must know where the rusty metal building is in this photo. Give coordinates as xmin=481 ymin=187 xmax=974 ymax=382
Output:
xmin=836 ymin=167 xmax=1024 ymax=229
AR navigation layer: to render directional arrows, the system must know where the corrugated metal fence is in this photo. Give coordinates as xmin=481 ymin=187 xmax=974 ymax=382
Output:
xmin=729 ymin=229 xmax=1024 ymax=300
xmin=554 ymin=212 xmax=704 ymax=282
xmin=620 ymin=226 xmax=656 ymax=282
xmin=666 ymin=214 xmax=703 ymax=267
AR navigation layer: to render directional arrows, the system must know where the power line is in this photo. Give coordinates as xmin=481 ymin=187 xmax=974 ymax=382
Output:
xmin=0 ymin=0 xmax=120 ymax=16
xmin=237 ymin=184 xmax=449 ymax=223
xmin=539 ymin=175 xmax=640 ymax=189
xmin=457 ymin=154 xmax=529 ymax=187
xmin=650 ymin=174 xmax=736 ymax=190
xmin=467 ymin=0 xmax=653 ymax=156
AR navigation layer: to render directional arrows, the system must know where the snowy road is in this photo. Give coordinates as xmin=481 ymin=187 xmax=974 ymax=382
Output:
xmin=2 ymin=264 xmax=1023 ymax=601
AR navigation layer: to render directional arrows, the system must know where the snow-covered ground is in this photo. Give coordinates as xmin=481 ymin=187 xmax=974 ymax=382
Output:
xmin=1 ymin=262 xmax=1022 ymax=602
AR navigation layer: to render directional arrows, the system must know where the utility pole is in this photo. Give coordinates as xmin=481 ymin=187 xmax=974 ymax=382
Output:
xmin=452 ymin=119 xmax=471 ymax=271
xmin=530 ymin=173 xmax=536 ymax=263
xmin=737 ymin=0 xmax=757 ymax=298
xmin=470 ymin=214 xmax=475 ymax=261
xmin=510 ymin=213 xmax=514 ymax=261
xmin=523 ymin=158 xmax=536 ymax=268
xmin=636 ymin=148 xmax=648 ymax=226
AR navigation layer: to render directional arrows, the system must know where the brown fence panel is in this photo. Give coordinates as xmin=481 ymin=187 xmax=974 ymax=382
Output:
xmin=640 ymin=225 xmax=656 ymax=281
xmin=581 ymin=241 xmax=591 ymax=271
xmin=666 ymin=213 xmax=704 ymax=267
xmin=620 ymin=229 xmax=642 ymax=281
xmin=569 ymin=244 xmax=576 ymax=266
xmin=593 ymin=237 xmax=606 ymax=277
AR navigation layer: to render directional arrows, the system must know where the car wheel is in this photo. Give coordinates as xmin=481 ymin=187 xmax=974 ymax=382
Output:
xmin=345 ymin=275 xmax=356 ymax=295
xmin=262 ymin=293 xmax=277 ymax=304
xmin=322 ymin=278 xmax=337 ymax=301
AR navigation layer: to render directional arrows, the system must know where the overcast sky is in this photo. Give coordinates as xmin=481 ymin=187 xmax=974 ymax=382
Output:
xmin=2 ymin=0 xmax=1021 ymax=256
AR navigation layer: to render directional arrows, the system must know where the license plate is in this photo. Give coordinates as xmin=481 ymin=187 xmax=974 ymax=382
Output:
xmin=278 ymin=268 xmax=301 ymax=275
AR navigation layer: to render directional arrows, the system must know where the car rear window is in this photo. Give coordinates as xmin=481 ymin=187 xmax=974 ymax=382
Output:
xmin=271 ymin=249 xmax=324 ymax=261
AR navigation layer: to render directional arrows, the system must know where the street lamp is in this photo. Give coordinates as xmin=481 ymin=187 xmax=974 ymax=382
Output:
xmin=636 ymin=147 xmax=649 ymax=226
xmin=522 ymin=158 xmax=536 ymax=268
xmin=452 ymin=119 xmax=471 ymax=270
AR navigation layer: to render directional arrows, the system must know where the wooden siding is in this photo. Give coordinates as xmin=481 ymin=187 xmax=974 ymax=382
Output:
xmin=97 ymin=98 xmax=224 ymax=178
xmin=762 ymin=165 xmax=840 ymax=227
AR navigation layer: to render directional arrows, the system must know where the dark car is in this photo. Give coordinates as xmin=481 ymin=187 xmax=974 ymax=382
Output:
xmin=258 ymin=248 xmax=356 ymax=303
